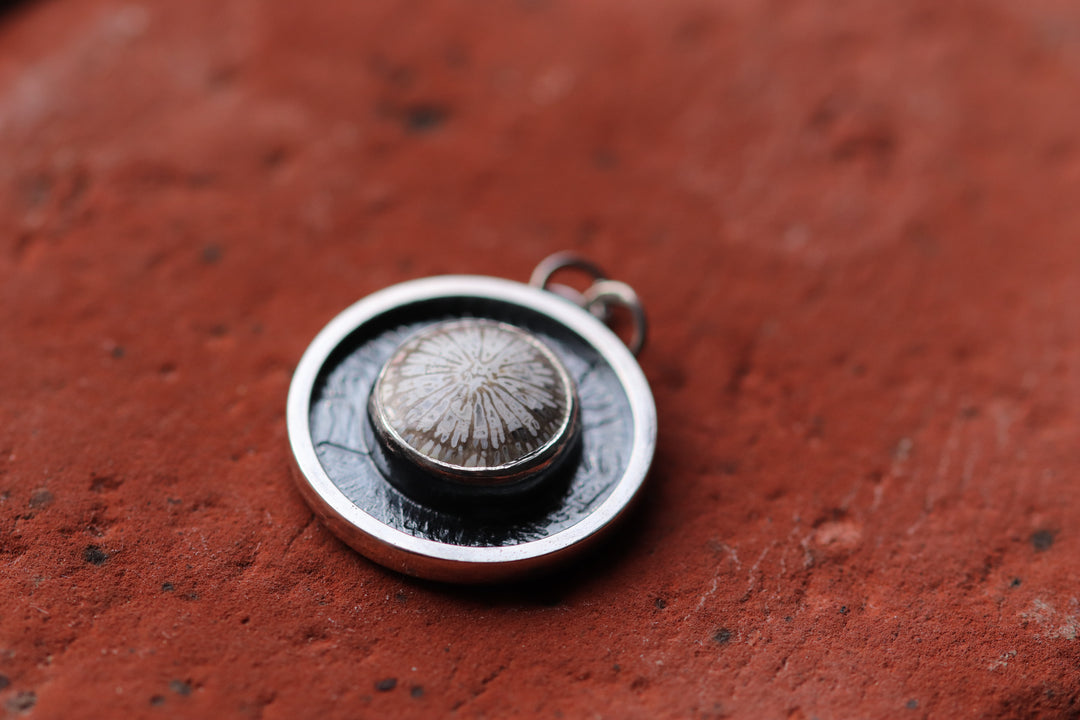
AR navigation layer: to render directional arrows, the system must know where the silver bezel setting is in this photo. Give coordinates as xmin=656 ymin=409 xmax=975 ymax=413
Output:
xmin=286 ymin=275 xmax=657 ymax=582
xmin=368 ymin=318 xmax=580 ymax=486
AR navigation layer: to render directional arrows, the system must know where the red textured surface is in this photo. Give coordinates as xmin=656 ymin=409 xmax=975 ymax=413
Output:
xmin=3 ymin=0 xmax=1080 ymax=717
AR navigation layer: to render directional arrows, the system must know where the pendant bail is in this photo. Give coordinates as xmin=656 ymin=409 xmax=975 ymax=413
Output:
xmin=530 ymin=252 xmax=647 ymax=356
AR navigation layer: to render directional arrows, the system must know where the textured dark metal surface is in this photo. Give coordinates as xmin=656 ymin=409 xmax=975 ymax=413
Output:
xmin=309 ymin=299 xmax=633 ymax=547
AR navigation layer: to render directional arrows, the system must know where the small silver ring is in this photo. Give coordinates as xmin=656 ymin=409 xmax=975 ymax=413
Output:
xmin=529 ymin=252 xmax=606 ymax=294
xmin=584 ymin=280 xmax=647 ymax=356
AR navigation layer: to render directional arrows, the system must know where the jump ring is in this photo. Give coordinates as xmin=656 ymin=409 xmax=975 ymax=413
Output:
xmin=529 ymin=252 xmax=607 ymax=295
xmin=583 ymin=280 xmax=647 ymax=356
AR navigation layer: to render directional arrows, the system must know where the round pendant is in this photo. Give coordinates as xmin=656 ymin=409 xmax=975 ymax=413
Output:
xmin=286 ymin=259 xmax=656 ymax=582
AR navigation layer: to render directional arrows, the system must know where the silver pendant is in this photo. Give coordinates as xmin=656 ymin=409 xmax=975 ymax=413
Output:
xmin=286 ymin=254 xmax=656 ymax=582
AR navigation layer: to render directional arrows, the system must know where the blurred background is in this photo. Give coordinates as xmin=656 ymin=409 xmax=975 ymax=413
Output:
xmin=2 ymin=0 xmax=1080 ymax=717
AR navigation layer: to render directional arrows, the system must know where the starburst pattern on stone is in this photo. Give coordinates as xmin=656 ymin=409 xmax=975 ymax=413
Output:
xmin=373 ymin=319 xmax=572 ymax=468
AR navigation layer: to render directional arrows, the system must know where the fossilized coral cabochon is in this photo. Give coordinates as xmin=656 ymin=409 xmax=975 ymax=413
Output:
xmin=372 ymin=319 xmax=576 ymax=470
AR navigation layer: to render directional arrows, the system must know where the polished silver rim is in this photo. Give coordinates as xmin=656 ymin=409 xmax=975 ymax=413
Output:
xmin=286 ymin=275 xmax=657 ymax=581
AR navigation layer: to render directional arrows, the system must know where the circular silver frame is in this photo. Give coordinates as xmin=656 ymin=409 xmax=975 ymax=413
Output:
xmin=286 ymin=275 xmax=657 ymax=583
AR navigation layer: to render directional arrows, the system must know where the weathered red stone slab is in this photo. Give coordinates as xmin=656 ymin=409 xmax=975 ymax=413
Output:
xmin=2 ymin=0 xmax=1080 ymax=717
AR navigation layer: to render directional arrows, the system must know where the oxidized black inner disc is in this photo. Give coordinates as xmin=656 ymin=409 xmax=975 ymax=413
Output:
xmin=308 ymin=296 xmax=634 ymax=548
